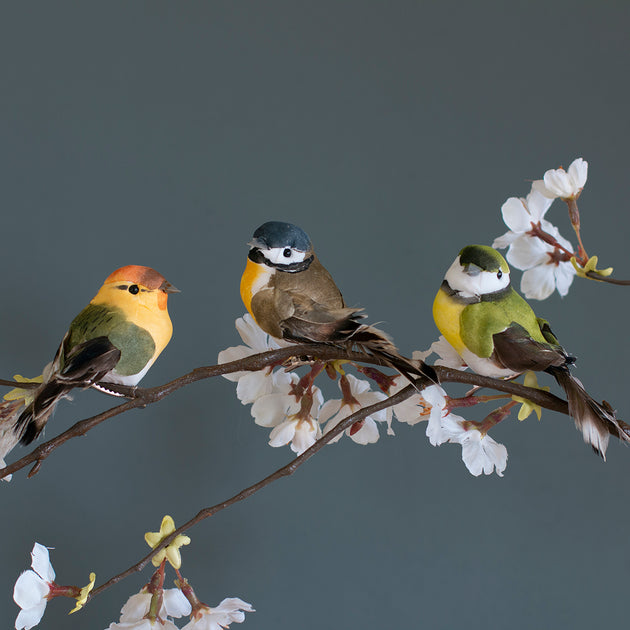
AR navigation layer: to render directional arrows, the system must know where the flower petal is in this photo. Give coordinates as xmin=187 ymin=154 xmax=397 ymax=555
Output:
xmin=120 ymin=593 xmax=151 ymax=621
xmin=506 ymin=236 xmax=548 ymax=270
xmin=348 ymin=416 xmax=380 ymax=444
xmin=500 ymin=197 xmax=531 ymax=233
xmin=268 ymin=420 xmax=297 ymax=448
xmin=217 ymin=345 xmax=255 ymax=382
xmin=290 ymin=420 xmax=321 ymax=455
xmin=31 ymin=543 xmax=55 ymax=583
xmin=163 ymin=588 xmax=192 ymax=618
xmin=15 ymin=602 xmax=47 ymax=630
xmin=492 ymin=230 xmax=518 ymax=249
xmin=568 ymin=157 xmax=588 ymax=190
xmin=525 ymin=187 xmax=555 ymax=221
xmin=251 ymin=392 xmax=295 ymax=427
xmin=520 ymin=265 xmax=556 ymax=300
xmin=235 ymin=370 xmax=273 ymax=404
xmin=13 ymin=572 xmax=48 ymax=609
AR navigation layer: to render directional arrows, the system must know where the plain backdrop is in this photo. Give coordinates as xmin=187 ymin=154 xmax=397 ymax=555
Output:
xmin=1 ymin=2 xmax=630 ymax=629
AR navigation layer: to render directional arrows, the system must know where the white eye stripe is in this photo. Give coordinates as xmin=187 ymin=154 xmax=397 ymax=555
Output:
xmin=260 ymin=247 xmax=307 ymax=265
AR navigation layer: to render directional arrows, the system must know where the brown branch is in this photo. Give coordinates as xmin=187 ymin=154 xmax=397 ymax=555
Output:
xmin=0 ymin=348 xmax=578 ymax=481
xmin=585 ymin=272 xmax=630 ymax=286
xmin=0 ymin=379 xmax=39 ymax=388
xmin=89 ymin=382 xmax=422 ymax=600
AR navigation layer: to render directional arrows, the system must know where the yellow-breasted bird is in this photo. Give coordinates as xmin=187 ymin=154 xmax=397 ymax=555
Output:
xmin=432 ymin=244 xmax=628 ymax=458
xmin=241 ymin=221 xmax=435 ymax=383
xmin=0 ymin=265 xmax=177 ymax=462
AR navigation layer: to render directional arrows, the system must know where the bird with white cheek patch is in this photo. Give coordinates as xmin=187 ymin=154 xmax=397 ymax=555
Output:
xmin=241 ymin=221 xmax=436 ymax=384
xmin=433 ymin=244 xmax=628 ymax=459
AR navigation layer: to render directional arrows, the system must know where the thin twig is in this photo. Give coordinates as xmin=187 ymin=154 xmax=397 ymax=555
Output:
xmin=89 ymin=382 xmax=423 ymax=599
xmin=0 ymin=379 xmax=39 ymax=388
xmin=585 ymin=272 xmax=630 ymax=285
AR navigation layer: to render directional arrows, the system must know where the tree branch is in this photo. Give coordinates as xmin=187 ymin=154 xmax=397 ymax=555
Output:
xmin=0 ymin=346 xmax=589 ymax=481
xmin=88 ymin=382 xmax=422 ymax=600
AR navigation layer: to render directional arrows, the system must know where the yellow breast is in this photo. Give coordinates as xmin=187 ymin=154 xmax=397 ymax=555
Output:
xmin=240 ymin=258 xmax=273 ymax=319
xmin=91 ymin=286 xmax=173 ymax=361
xmin=432 ymin=287 xmax=467 ymax=354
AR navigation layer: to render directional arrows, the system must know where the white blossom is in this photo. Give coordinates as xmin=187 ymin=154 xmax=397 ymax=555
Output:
xmin=267 ymin=387 xmax=324 ymax=455
xmin=509 ymin=230 xmax=576 ymax=300
xmin=439 ymin=414 xmax=508 ymax=477
xmin=493 ymin=184 xmax=576 ymax=300
xmin=117 ymin=588 xmax=191 ymax=622
xmin=107 ymin=619 xmax=178 ymax=630
xmin=182 ymin=597 xmax=254 ymax=630
xmin=320 ymin=375 xmax=392 ymax=444
xmin=250 ymin=370 xmax=300 ymax=427
xmin=421 ymin=385 xmax=450 ymax=446
xmin=217 ymin=314 xmax=284 ymax=387
xmin=13 ymin=543 xmax=55 ymax=630
xmin=390 ymin=376 xmax=427 ymax=426
xmin=493 ymin=187 xmax=555 ymax=250
xmin=106 ymin=587 xmax=190 ymax=628
xmin=536 ymin=157 xmax=588 ymax=199
xmin=418 ymin=338 xmax=467 ymax=371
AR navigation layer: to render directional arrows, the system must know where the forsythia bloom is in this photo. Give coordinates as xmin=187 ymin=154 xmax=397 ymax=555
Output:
xmin=144 ymin=516 xmax=191 ymax=570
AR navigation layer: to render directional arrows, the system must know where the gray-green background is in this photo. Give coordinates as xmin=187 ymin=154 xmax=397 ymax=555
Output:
xmin=2 ymin=2 xmax=629 ymax=628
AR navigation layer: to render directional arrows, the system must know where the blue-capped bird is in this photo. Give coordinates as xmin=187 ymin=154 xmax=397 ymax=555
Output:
xmin=240 ymin=221 xmax=435 ymax=384
xmin=0 ymin=265 xmax=177 ymax=463
xmin=432 ymin=244 xmax=627 ymax=458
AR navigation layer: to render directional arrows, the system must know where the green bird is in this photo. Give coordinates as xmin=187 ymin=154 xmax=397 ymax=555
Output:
xmin=432 ymin=244 xmax=627 ymax=459
xmin=0 ymin=265 xmax=178 ymax=467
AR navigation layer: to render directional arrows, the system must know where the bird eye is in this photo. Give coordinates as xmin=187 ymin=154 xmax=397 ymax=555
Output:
xmin=497 ymin=270 xmax=503 ymax=279
xmin=128 ymin=284 xmax=140 ymax=294
xmin=283 ymin=248 xmax=292 ymax=258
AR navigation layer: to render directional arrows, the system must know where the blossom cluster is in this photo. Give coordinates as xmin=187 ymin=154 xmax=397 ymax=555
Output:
xmin=14 ymin=519 xmax=254 ymax=630
xmin=493 ymin=157 xmax=594 ymax=300
xmin=219 ymin=315 xmax=509 ymax=477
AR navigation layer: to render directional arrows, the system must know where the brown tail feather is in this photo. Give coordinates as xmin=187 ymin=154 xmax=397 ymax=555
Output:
xmin=348 ymin=324 xmax=438 ymax=387
xmin=548 ymin=366 xmax=627 ymax=459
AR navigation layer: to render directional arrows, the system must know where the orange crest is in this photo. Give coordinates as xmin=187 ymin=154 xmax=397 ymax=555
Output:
xmin=104 ymin=265 xmax=168 ymax=290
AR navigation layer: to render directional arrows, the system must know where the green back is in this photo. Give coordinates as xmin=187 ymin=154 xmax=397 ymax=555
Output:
xmin=64 ymin=304 xmax=156 ymax=376
xmin=460 ymin=288 xmax=549 ymax=358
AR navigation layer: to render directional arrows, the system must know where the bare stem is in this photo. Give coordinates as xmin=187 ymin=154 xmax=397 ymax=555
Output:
xmin=89 ymin=382 xmax=422 ymax=599
xmin=585 ymin=272 xmax=630 ymax=286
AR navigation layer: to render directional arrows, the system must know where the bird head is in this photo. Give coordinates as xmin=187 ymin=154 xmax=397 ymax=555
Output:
xmin=248 ymin=221 xmax=313 ymax=268
xmin=444 ymin=245 xmax=511 ymax=298
xmin=93 ymin=265 xmax=179 ymax=312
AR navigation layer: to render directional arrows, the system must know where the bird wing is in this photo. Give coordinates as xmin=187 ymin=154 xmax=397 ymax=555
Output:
xmin=491 ymin=322 xmax=568 ymax=373
xmin=18 ymin=336 xmax=121 ymax=445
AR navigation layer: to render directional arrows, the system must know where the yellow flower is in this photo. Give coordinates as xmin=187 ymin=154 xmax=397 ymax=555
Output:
xmin=144 ymin=515 xmax=191 ymax=569
xmin=68 ymin=572 xmax=96 ymax=614
xmin=570 ymin=255 xmax=613 ymax=279
xmin=3 ymin=374 xmax=43 ymax=406
xmin=512 ymin=372 xmax=549 ymax=421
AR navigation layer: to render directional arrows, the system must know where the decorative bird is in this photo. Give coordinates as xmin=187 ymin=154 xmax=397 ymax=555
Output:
xmin=241 ymin=220 xmax=435 ymax=383
xmin=432 ymin=244 xmax=627 ymax=458
xmin=0 ymin=265 xmax=177 ymax=461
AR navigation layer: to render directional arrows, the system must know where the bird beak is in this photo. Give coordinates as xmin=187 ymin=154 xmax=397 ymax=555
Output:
xmin=160 ymin=280 xmax=180 ymax=294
